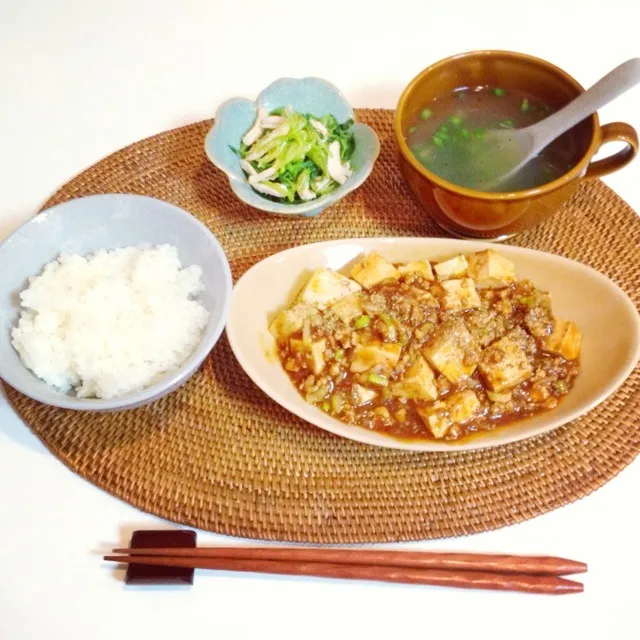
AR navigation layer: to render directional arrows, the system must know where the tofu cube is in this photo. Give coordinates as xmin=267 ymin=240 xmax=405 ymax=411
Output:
xmin=397 ymin=260 xmax=434 ymax=281
xmin=374 ymin=406 xmax=392 ymax=423
xmin=330 ymin=293 xmax=362 ymax=325
xmin=417 ymin=389 xmax=480 ymax=438
xmin=391 ymin=356 xmax=438 ymax=401
xmin=350 ymin=342 xmax=402 ymax=373
xmin=352 ymin=383 xmax=377 ymax=407
xmin=543 ymin=318 xmax=582 ymax=360
xmin=309 ymin=339 xmax=326 ymax=374
xmin=447 ymin=390 xmax=481 ymax=424
xmin=269 ymin=303 xmax=316 ymax=340
xmin=479 ymin=332 xmax=533 ymax=392
xmin=297 ymin=268 xmax=361 ymax=307
xmin=423 ymin=318 xmax=478 ymax=384
xmin=487 ymin=390 xmax=512 ymax=403
xmin=394 ymin=409 xmax=408 ymax=423
xmin=441 ymin=278 xmax=482 ymax=311
xmin=416 ymin=401 xmax=452 ymax=439
xmin=289 ymin=337 xmax=326 ymax=374
xmin=434 ymin=254 xmax=468 ymax=280
xmin=350 ymin=252 xmax=400 ymax=288
xmin=467 ymin=250 xmax=516 ymax=289
xmin=289 ymin=338 xmax=306 ymax=353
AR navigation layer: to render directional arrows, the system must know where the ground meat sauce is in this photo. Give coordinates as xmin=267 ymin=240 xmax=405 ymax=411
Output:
xmin=273 ymin=251 xmax=581 ymax=442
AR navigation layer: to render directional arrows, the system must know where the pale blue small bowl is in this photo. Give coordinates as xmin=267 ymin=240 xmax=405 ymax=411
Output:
xmin=204 ymin=77 xmax=380 ymax=217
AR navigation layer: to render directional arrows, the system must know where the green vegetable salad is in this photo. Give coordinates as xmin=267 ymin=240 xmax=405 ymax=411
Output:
xmin=232 ymin=106 xmax=356 ymax=203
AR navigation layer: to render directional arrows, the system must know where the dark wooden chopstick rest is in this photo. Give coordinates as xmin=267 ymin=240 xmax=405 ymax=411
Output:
xmin=123 ymin=530 xmax=197 ymax=586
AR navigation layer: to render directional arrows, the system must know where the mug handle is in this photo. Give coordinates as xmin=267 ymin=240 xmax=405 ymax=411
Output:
xmin=584 ymin=122 xmax=639 ymax=179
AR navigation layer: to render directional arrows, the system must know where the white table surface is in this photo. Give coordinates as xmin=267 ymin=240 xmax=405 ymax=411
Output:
xmin=1 ymin=2 xmax=639 ymax=639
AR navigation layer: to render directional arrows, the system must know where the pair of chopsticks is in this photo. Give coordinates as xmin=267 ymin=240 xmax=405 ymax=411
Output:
xmin=104 ymin=546 xmax=587 ymax=594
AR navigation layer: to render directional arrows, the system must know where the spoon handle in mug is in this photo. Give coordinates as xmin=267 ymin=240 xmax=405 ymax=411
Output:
xmin=531 ymin=58 xmax=640 ymax=153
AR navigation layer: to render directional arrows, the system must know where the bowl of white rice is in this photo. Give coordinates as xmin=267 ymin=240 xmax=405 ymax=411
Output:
xmin=0 ymin=194 xmax=232 ymax=411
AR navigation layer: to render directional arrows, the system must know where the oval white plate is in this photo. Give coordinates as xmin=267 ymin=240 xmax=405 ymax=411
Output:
xmin=226 ymin=238 xmax=640 ymax=451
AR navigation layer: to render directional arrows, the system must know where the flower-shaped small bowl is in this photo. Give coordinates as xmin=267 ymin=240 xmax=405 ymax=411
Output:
xmin=204 ymin=77 xmax=380 ymax=217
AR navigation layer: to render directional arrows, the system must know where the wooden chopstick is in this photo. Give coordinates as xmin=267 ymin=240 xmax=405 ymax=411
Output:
xmin=103 ymin=554 xmax=583 ymax=595
xmin=111 ymin=546 xmax=587 ymax=576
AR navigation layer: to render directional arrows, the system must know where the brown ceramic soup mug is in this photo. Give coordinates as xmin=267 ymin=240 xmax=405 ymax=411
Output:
xmin=395 ymin=50 xmax=639 ymax=240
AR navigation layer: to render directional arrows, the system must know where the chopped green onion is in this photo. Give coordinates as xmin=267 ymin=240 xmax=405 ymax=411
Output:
xmin=432 ymin=136 xmax=444 ymax=147
xmin=420 ymin=108 xmax=432 ymax=120
xmin=439 ymin=125 xmax=449 ymax=134
xmin=518 ymin=295 xmax=536 ymax=308
xmin=499 ymin=119 xmax=515 ymax=129
xmin=367 ymin=372 xmax=389 ymax=387
xmin=354 ymin=315 xmax=371 ymax=329
xmin=521 ymin=98 xmax=530 ymax=112
xmin=448 ymin=115 xmax=462 ymax=125
xmin=553 ymin=380 xmax=568 ymax=395
xmin=493 ymin=87 xmax=505 ymax=96
xmin=321 ymin=401 xmax=330 ymax=412
xmin=331 ymin=394 xmax=344 ymax=414
xmin=379 ymin=313 xmax=398 ymax=341
xmin=334 ymin=348 xmax=344 ymax=361
xmin=461 ymin=128 xmax=472 ymax=140
xmin=408 ymin=125 xmax=417 ymax=133
xmin=474 ymin=128 xmax=485 ymax=139
xmin=379 ymin=313 xmax=395 ymax=328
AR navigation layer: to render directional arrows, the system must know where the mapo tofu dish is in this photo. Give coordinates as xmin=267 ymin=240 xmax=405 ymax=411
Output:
xmin=269 ymin=249 xmax=582 ymax=442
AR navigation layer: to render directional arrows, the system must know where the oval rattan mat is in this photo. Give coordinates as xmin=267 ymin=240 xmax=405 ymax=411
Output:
xmin=4 ymin=109 xmax=639 ymax=543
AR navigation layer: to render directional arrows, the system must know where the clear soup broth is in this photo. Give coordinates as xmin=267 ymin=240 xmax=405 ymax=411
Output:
xmin=407 ymin=86 xmax=579 ymax=192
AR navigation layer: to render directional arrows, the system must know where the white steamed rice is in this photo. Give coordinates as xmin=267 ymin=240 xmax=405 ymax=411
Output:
xmin=11 ymin=244 xmax=210 ymax=399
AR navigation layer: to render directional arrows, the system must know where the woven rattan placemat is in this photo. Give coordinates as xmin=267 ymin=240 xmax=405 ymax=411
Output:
xmin=4 ymin=110 xmax=639 ymax=543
